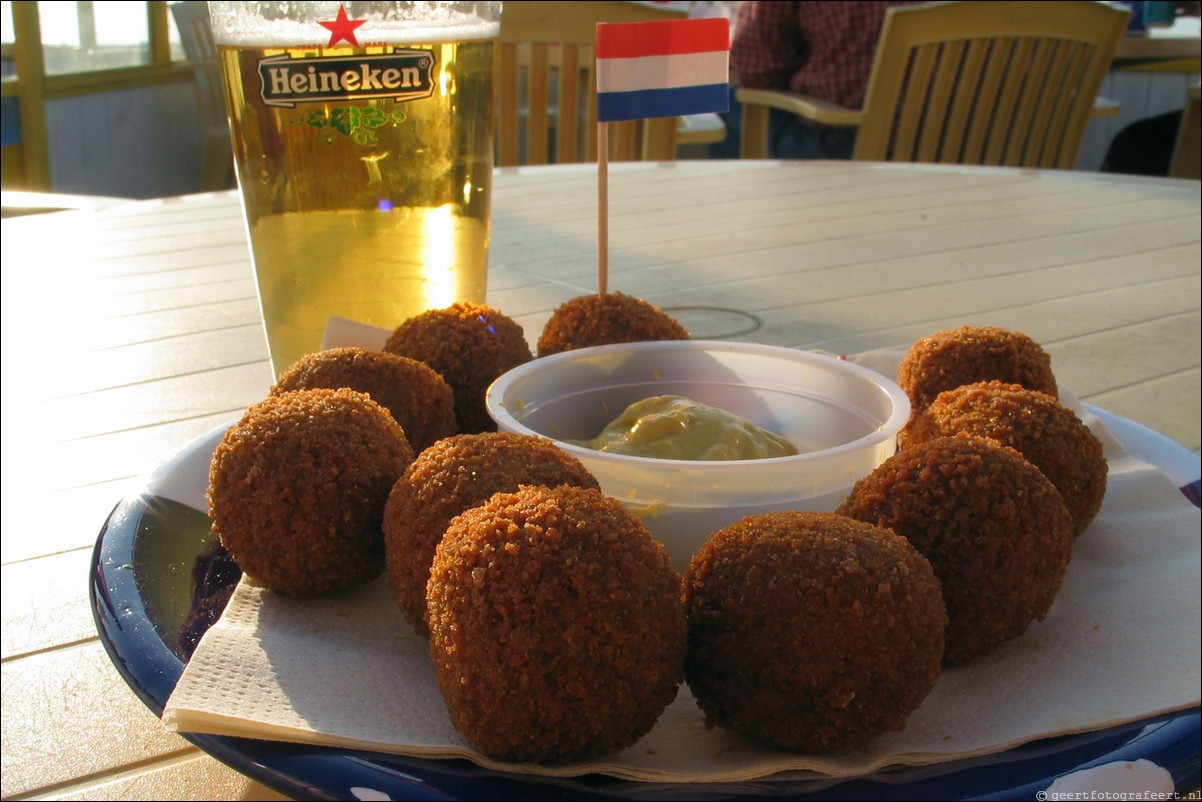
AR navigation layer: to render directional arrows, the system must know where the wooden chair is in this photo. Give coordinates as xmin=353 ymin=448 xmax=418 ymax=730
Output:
xmin=737 ymin=1 xmax=1131 ymax=169
xmin=171 ymin=1 xmax=236 ymax=191
xmin=497 ymin=1 xmax=727 ymax=165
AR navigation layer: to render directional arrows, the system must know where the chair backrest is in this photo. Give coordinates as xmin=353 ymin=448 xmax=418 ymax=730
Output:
xmin=172 ymin=4 xmax=225 ymax=122
xmin=171 ymin=1 xmax=235 ymax=191
xmin=855 ymin=1 xmax=1130 ymax=169
xmin=496 ymin=1 xmax=687 ymax=166
xmin=172 ymin=0 xmax=218 ymax=63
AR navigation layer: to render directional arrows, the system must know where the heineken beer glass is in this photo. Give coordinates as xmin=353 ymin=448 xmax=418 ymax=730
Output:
xmin=208 ymin=2 xmax=499 ymax=375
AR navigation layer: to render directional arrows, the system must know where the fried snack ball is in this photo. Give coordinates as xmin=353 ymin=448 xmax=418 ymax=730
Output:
xmin=897 ymin=326 xmax=1059 ymax=414
xmin=208 ymin=388 xmax=414 ymax=597
xmin=907 ymin=380 xmax=1107 ymax=538
xmin=383 ymin=432 xmax=600 ymax=636
xmin=427 ymin=484 xmax=686 ymax=764
xmin=536 ymin=291 xmax=690 ymax=357
xmin=682 ymin=511 xmax=946 ymax=753
xmin=383 ymin=302 xmax=532 ymax=434
xmin=271 ymin=346 xmax=456 ymax=452
xmin=837 ymin=435 xmax=1075 ymax=664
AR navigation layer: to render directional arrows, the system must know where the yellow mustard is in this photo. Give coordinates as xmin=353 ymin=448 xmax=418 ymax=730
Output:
xmin=572 ymin=395 xmax=797 ymax=460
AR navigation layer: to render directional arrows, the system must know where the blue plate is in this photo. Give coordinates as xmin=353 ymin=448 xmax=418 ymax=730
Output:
xmin=90 ymin=408 xmax=1201 ymax=801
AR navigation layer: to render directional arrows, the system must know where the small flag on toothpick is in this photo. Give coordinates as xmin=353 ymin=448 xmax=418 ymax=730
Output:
xmin=595 ymin=17 xmax=730 ymax=122
xmin=592 ymin=17 xmax=729 ymax=297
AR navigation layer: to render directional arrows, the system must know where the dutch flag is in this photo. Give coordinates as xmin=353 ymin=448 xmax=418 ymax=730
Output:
xmin=595 ymin=17 xmax=730 ymax=123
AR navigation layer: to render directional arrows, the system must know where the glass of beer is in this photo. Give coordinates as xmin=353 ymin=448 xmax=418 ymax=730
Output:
xmin=208 ymin=1 xmax=500 ymax=376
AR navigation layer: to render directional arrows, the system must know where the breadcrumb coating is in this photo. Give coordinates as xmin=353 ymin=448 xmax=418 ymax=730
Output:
xmin=383 ymin=302 xmax=532 ymax=435
xmin=207 ymin=388 xmax=414 ymax=596
xmin=897 ymin=326 xmax=1058 ymax=415
xmin=383 ymin=432 xmax=600 ymax=636
xmin=907 ymin=380 xmax=1107 ymax=537
xmin=427 ymin=485 xmax=686 ymax=764
xmin=838 ymin=435 xmax=1074 ymax=664
xmin=537 ymin=292 xmax=689 ymax=357
xmin=271 ymin=346 xmax=456 ymax=452
xmin=683 ymin=511 xmax=946 ymax=753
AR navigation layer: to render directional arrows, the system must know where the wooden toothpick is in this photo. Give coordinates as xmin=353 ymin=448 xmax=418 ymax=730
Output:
xmin=597 ymin=120 xmax=609 ymax=297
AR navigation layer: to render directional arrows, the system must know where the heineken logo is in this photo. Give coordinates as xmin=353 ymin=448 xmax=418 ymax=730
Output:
xmin=258 ymin=50 xmax=436 ymax=108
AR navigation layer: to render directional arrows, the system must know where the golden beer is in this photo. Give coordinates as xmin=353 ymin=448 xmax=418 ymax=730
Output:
xmin=214 ymin=10 xmax=497 ymax=375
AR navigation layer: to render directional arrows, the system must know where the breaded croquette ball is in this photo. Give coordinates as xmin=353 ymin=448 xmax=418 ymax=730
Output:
xmin=683 ymin=511 xmax=946 ymax=753
xmin=838 ymin=435 xmax=1075 ymax=664
xmin=271 ymin=346 xmax=456 ymax=452
xmin=383 ymin=302 xmax=532 ymax=435
xmin=208 ymin=388 xmax=415 ymax=596
xmin=907 ymin=380 xmax=1107 ymax=537
xmin=427 ymin=484 xmax=686 ymax=764
xmin=537 ymin=292 xmax=690 ymax=357
xmin=897 ymin=326 xmax=1059 ymax=414
xmin=383 ymin=432 xmax=600 ymax=636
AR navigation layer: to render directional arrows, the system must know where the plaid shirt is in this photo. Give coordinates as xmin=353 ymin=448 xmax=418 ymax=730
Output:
xmin=731 ymin=1 xmax=923 ymax=109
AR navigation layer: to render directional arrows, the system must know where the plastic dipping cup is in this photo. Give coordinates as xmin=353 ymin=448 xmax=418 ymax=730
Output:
xmin=486 ymin=340 xmax=911 ymax=570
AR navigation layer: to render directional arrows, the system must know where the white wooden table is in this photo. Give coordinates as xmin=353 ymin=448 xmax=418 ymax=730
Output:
xmin=2 ymin=160 xmax=1198 ymax=800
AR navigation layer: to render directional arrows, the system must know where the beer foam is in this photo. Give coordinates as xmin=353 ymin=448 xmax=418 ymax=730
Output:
xmin=209 ymin=2 xmax=499 ymax=47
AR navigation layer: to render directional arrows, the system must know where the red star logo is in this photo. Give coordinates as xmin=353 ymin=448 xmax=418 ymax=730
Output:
xmin=319 ymin=6 xmax=367 ymax=48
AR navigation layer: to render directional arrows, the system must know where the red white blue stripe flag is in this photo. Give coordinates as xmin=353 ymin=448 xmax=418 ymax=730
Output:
xmin=595 ymin=17 xmax=730 ymax=123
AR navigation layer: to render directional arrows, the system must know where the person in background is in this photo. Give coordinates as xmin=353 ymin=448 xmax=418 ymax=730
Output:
xmin=711 ymin=1 xmax=922 ymax=159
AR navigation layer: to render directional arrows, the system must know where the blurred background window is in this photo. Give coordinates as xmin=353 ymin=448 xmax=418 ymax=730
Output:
xmin=2 ymin=2 xmax=15 ymax=79
xmin=0 ymin=1 xmax=182 ymax=76
xmin=1 ymin=2 xmax=189 ymax=195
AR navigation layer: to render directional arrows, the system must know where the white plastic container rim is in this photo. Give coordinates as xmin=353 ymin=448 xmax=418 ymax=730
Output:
xmin=485 ymin=340 xmax=910 ymax=509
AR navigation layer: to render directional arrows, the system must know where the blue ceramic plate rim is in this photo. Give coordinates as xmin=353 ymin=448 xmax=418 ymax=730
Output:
xmin=90 ymin=405 xmax=1201 ymax=801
